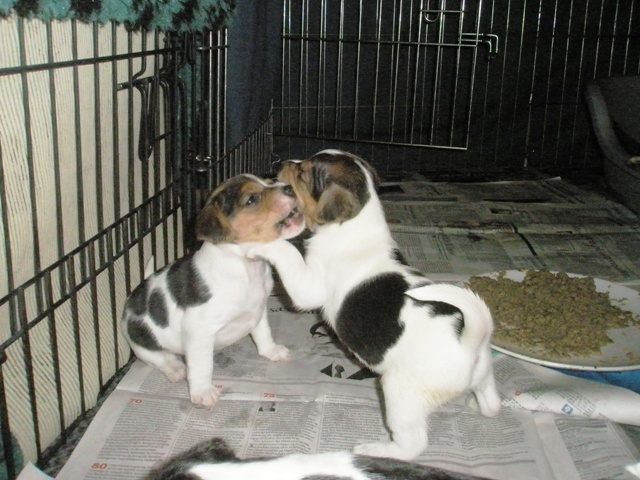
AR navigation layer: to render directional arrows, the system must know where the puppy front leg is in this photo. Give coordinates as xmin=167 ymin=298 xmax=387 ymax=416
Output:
xmin=251 ymin=308 xmax=290 ymax=362
xmin=249 ymin=240 xmax=326 ymax=310
xmin=183 ymin=314 xmax=220 ymax=409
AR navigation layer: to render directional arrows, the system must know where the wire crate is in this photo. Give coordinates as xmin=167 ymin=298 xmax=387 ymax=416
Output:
xmin=2 ymin=1 xmax=640 ymax=478
xmin=273 ymin=0 xmax=640 ymax=173
xmin=0 ymin=14 xmax=274 ymax=478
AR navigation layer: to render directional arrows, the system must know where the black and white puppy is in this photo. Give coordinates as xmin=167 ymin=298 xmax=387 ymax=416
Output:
xmin=147 ymin=437 xmax=489 ymax=480
xmin=121 ymin=174 xmax=306 ymax=408
xmin=250 ymin=150 xmax=501 ymax=460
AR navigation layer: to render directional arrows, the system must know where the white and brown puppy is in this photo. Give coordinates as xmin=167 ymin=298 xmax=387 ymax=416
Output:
xmin=121 ymin=174 xmax=305 ymax=409
xmin=147 ymin=437 xmax=490 ymax=480
xmin=250 ymin=150 xmax=501 ymax=460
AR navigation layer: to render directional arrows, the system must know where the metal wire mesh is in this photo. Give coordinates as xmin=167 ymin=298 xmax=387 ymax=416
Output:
xmin=0 ymin=18 xmax=256 ymax=478
xmin=274 ymin=0 xmax=640 ymax=172
xmin=2 ymin=1 xmax=639 ymax=478
xmin=277 ymin=0 xmax=482 ymax=151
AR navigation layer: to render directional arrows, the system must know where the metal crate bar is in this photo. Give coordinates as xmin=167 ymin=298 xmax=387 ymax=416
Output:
xmin=275 ymin=0 xmax=640 ymax=172
xmin=0 ymin=18 xmax=191 ymax=476
xmin=276 ymin=0 xmax=481 ymax=153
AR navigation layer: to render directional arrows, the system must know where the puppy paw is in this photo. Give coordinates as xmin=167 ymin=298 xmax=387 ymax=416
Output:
xmin=246 ymin=248 xmax=261 ymax=261
xmin=190 ymin=386 xmax=221 ymax=409
xmin=466 ymin=388 xmax=501 ymax=417
xmin=261 ymin=344 xmax=291 ymax=362
xmin=246 ymin=244 xmax=271 ymax=261
xmin=163 ymin=361 xmax=187 ymax=384
xmin=353 ymin=442 xmax=418 ymax=461
xmin=354 ymin=442 xmax=394 ymax=458
xmin=246 ymin=240 xmax=287 ymax=261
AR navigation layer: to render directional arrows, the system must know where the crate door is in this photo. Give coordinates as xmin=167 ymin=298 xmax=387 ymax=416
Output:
xmin=277 ymin=0 xmax=494 ymax=151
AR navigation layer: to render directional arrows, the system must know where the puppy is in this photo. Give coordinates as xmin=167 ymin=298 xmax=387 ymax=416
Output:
xmin=121 ymin=174 xmax=305 ymax=408
xmin=250 ymin=150 xmax=501 ymax=460
xmin=147 ymin=437 xmax=489 ymax=480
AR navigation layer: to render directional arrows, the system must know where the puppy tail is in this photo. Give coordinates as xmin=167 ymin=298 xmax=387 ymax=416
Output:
xmin=144 ymin=256 xmax=155 ymax=279
xmin=404 ymin=283 xmax=494 ymax=348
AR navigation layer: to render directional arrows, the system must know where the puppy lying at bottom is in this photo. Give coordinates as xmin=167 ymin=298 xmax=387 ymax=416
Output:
xmin=147 ymin=437 xmax=489 ymax=480
xmin=121 ymin=174 xmax=305 ymax=408
xmin=250 ymin=150 xmax=501 ymax=460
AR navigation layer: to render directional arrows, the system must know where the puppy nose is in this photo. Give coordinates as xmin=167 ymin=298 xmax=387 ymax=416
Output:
xmin=283 ymin=184 xmax=294 ymax=197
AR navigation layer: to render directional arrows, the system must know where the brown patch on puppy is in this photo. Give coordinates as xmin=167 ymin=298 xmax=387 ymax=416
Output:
xmin=229 ymin=181 xmax=294 ymax=243
xmin=195 ymin=174 xmax=304 ymax=244
xmin=196 ymin=202 xmax=235 ymax=243
xmin=278 ymin=151 xmax=379 ymax=230
xmin=278 ymin=161 xmax=319 ymax=229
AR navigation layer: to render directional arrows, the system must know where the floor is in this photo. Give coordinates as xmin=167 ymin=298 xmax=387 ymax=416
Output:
xmin=40 ymin=166 xmax=640 ymax=476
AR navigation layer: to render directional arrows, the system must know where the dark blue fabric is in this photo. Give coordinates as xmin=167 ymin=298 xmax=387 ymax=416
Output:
xmin=556 ymin=369 xmax=640 ymax=395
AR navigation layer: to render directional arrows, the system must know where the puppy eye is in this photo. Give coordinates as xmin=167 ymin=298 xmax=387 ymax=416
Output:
xmin=245 ymin=194 xmax=260 ymax=206
xmin=283 ymin=185 xmax=294 ymax=196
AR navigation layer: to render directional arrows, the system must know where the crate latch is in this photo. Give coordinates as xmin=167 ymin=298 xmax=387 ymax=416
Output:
xmin=460 ymin=33 xmax=499 ymax=57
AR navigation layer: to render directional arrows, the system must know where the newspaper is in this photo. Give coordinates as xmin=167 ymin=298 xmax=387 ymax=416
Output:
xmin=51 ymin=296 xmax=640 ymax=480
xmin=379 ymin=179 xmax=640 ymax=290
xmin=379 ymin=177 xmax=616 ymax=204
xmin=382 ymin=201 xmax=640 ymax=234
xmin=16 ymin=464 xmax=52 ymax=480
xmin=39 ymin=177 xmax=640 ymax=480
xmin=390 ymin=230 xmax=640 ymax=290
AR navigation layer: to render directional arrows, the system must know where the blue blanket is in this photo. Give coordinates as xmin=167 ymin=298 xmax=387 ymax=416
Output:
xmin=558 ymin=369 xmax=640 ymax=395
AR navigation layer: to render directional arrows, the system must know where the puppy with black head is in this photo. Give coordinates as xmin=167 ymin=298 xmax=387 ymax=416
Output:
xmin=250 ymin=150 xmax=501 ymax=460
xmin=121 ymin=174 xmax=305 ymax=409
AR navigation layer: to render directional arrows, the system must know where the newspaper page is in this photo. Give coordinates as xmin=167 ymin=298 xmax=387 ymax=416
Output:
xmin=382 ymin=201 xmax=639 ymax=234
xmin=381 ymin=179 xmax=640 ymax=289
xmin=389 ymin=231 xmax=640 ymax=290
xmin=16 ymin=464 xmax=52 ymax=480
xmin=380 ymin=178 xmax=621 ymax=205
xmin=48 ymin=177 xmax=640 ymax=480
xmin=53 ymin=296 xmax=640 ymax=480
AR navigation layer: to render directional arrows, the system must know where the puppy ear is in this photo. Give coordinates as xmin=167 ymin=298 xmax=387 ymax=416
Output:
xmin=357 ymin=158 xmax=381 ymax=191
xmin=314 ymin=183 xmax=361 ymax=225
xmin=195 ymin=203 xmax=234 ymax=243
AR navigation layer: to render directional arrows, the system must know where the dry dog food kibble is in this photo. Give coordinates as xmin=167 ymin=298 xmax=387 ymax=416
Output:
xmin=466 ymin=270 xmax=640 ymax=358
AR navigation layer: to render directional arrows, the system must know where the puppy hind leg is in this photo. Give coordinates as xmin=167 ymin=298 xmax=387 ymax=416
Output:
xmin=466 ymin=348 xmax=501 ymax=417
xmin=354 ymin=376 xmax=429 ymax=460
xmin=133 ymin=348 xmax=187 ymax=383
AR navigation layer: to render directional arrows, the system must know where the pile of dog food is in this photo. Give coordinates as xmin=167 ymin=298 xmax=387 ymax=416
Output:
xmin=466 ymin=270 xmax=639 ymax=359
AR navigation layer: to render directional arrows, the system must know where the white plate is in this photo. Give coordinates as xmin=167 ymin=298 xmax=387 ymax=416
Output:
xmin=466 ymin=270 xmax=640 ymax=371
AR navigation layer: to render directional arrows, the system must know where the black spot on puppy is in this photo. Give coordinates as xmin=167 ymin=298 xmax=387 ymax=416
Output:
xmin=147 ymin=437 xmax=238 ymax=480
xmin=126 ymin=282 xmax=148 ymax=315
xmin=336 ymin=273 xmax=408 ymax=366
xmin=412 ymin=300 xmax=465 ymax=338
xmin=410 ymin=280 xmax=433 ymax=290
xmin=214 ymin=177 xmax=247 ymax=217
xmin=428 ymin=301 xmax=462 ymax=318
xmin=167 ymin=257 xmax=212 ymax=308
xmin=149 ymin=290 xmax=169 ymax=327
xmin=127 ymin=318 xmax=162 ymax=351
xmin=354 ymin=454 xmax=482 ymax=479
xmin=301 ymin=476 xmax=351 ymax=480
xmin=390 ymin=248 xmax=409 ymax=266
xmin=390 ymin=249 xmax=426 ymax=278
